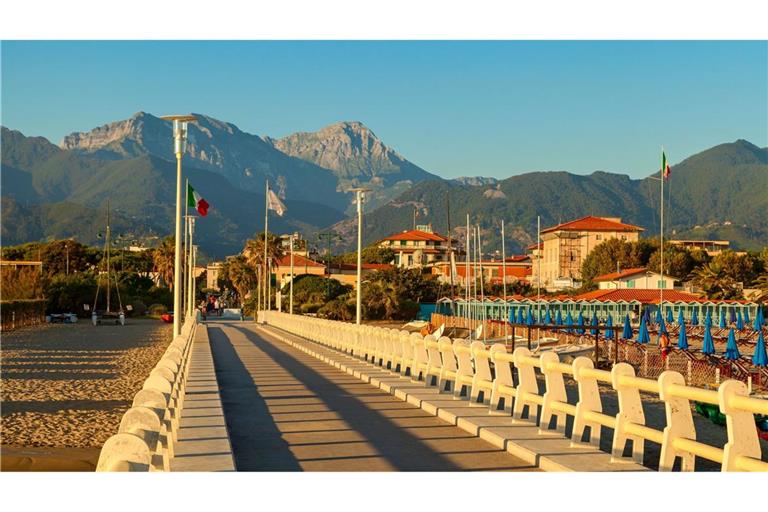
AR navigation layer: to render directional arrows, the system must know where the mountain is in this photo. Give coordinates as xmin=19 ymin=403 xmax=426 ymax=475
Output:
xmin=60 ymin=112 xmax=349 ymax=211
xmin=332 ymin=140 xmax=768 ymax=253
xmin=451 ymin=176 xmax=499 ymax=187
xmin=1 ymin=128 xmax=345 ymax=256
xmin=265 ymin=121 xmax=441 ymax=212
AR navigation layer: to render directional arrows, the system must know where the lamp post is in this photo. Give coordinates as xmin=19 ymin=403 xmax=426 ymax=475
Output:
xmin=289 ymin=234 xmax=295 ymax=315
xmin=186 ymin=216 xmax=196 ymax=317
xmin=349 ymin=188 xmax=371 ymax=325
xmin=161 ymin=115 xmax=196 ymax=337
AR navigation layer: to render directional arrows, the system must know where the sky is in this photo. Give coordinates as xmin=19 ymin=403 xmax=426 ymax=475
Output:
xmin=1 ymin=40 xmax=766 ymax=179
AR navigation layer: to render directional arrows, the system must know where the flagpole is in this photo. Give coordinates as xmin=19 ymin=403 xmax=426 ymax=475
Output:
xmin=660 ymin=146 xmax=665 ymax=334
xmin=501 ymin=220 xmax=507 ymax=338
xmin=477 ymin=225 xmax=486 ymax=341
xmin=187 ymin=217 xmax=195 ymax=317
xmin=264 ymin=179 xmax=269 ymax=318
xmin=289 ymin=234 xmax=294 ymax=315
xmin=465 ymin=213 xmax=470 ymax=329
xmin=183 ymin=179 xmax=189 ymax=320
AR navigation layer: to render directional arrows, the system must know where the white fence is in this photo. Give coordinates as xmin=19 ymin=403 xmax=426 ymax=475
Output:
xmin=96 ymin=318 xmax=197 ymax=471
xmin=261 ymin=311 xmax=768 ymax=472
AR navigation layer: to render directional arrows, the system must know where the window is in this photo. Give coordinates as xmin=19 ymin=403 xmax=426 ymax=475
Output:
xmin=400 ymin=240 xmax=406 ymax=246
xmin=626 ymin=280 xmax=635 ymax=289
xmin=596 ymin=234 xmax=602 ymax=241
xmin=657 ymin=280 xmax=667 ymax=289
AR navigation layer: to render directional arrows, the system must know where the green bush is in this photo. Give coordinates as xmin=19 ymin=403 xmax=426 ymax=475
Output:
xmin=144 ymin=286 xmax=173 ymax=309
xmin=148 ymin=303 xmax=168 ymax=316
xmin=397 ymin=299 xmax=420 ymax=321
xmin=45 ymin=273 xmax=97 ymax=316
xmin=127 ymin=300 xmax=147 ymax=317
xmin=318 ymin=297 xmax=354 ymax=321
xmin=299 ymin=302 xmax=323 ymax=314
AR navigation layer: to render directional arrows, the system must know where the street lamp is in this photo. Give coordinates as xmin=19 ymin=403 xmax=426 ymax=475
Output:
xmin=349 ymin=188 xmax=371 ymax=325
xmin=160 ymin=114 xmax=196 ymax=337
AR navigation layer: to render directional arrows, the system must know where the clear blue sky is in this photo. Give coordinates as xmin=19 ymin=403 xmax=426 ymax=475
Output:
xmin=2 ymin=40 xmax=766 ymax=179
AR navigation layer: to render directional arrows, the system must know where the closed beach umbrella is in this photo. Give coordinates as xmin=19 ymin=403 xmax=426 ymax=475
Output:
xmin=555 ymin=309 xmax=563 ymax=326
xmin=752 ymin=331 xmax=767 ymax=367
xmin=606 ymin=315 xmax=615 ymax=339
xmin=526 ymin=308 xmax=534 ymax=326
xmin=744 ymin=308 xmax=750 ymax=326
xmin=565 ymin=312 xmax=574 ymax=333
xmin=677 ymin=323 xmax=689 ymax=350
xmin=666 ymin=308 xmax=674 ymax=324
xmin=677 ymin=309 xmax=685 ymax=327
xmin=705 ymin=310 xmax=713 ymax=327
xmin=755 ymin=308 xmax=764 ymax=332
xmin=643 ymin=308 xmax=651 ymax=324
xmin=724 ymin=328 xmax=740 ymax=360
xmin=622 ymin=314 xmax=633 ymax=340
xmin=719 ymin=309 xmax=727 ymax=329
xmin=590 ymin=312 xmax=599 ymax=336
xmin=638 ymin=317 xmax=650 ymax=344
xmin=691 ymin=308 xmax=699 ymax=326
xmin=729 ymin=308 xmax=737 ymax=324
xmin=655 ymin=308 xmax=664 ymax=325
xmin=658 ymin=315 xmax=667 ymax=335
xmin=702 ymin=322 xmax=715 ymax=355
xmin=736 ymin=310 xmax=744 ymax=331
xmin=508 ymin=307 xmax=516 ymax=324
xmin=517 ymin=307 xmax=525 ymax=324
xmin=577 ymin=311 xmax=586 ymax=335
xmin=544 ymin=308 xmax=552 ymax=325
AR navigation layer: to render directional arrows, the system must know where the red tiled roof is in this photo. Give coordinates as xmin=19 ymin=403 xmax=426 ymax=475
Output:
xmin=527 ymin=242 xmax=543 ymax=250
xmin=505 ymin=255 xmax=531 ymax=262
xmin=574 ymin=289 xmax=704 ymax=304
xmin=382 ymin=229 xmax=447 ymax=242
xmin=332 ymin=263 xmax=393 ymax=271
xmin=275 ymin=254 xmax=325 ymax=268
xmin=593 ymin=267 xmax=649 ymax=282
xmin=541 ymin=216 xmax=644 ymax=234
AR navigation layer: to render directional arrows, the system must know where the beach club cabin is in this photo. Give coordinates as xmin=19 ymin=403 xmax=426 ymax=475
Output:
xmin=594 ymin=267 xmax=676 ymax=290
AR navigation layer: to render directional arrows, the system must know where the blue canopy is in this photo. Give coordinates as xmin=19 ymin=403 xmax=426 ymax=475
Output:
xmin=744 ymin=308 xmax=751 ymax=325
xmin=705 ymin=310 xmax=713 ymax=327
xmin=590 ymin=312 xmax=599 ymax=336
xmin=736 ymin=310 xmax=744 ymax=331
xmin=517 ymin=307 xmax=525 ymax=324
xmin=555 ymin=309 xmax=563 ymax=326
xmin=677 ymin=323 xmax=689 ymax=350
xmin=666 ymin=308 xmax=674 ymax=324
xmin=658 ymin=315 xmax=667 ymax=335
xmin=702 ymin=322 xmax=715 ymax=355
xmin=655 ymin=308 xmax=664 ymax=325
xmin=752 ymin=330 xmax=767 ymax=367
xmin=544 ymin=308 xmax=552 ymax=325
xmin=719 ymin=309 xmax=727 ymax=329
xmin=724 ymin=328 xmax=740 ymax=360
xmin=677 ymin=309 xmax=685 ymax=327
xmin=691 ymin=308 xmax=699 ymax=326
xmin=606 ymin=315 xmax=615 ymax=339
xmin=565 ymin=312 xmax=574 ymax=333
xmin=637 ymin=317 xmax=650 ymax=344
xmin=526 ymin=308 xmax=535 ymax=326
xmin=643 ymin=308 xmax=651 ymax=324
xmin=508 ymin=307 xmax=516 ymax=323
xmin=755 ymin=308 xmax=764 ymax=332
xmin=622 ymin=314 xmax=633 ymax=340
xmin=577 ymin=311 xmax=586 ymax=335
xmin=729 ymin=308 xmax=737 ymax=324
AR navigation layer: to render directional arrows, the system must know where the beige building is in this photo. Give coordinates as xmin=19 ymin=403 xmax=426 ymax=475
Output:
xmin=669 ymin=239 xmax=732 ymax=256
xmin=594 ymin=267 xmax=676 ymax=290
xmin=378 ymin=225 xmax=458 ymax=268
xmin=536 ymin=216 xmax=644 ymax=291
xmin=206 ymin=262 xmax=223 ymax=290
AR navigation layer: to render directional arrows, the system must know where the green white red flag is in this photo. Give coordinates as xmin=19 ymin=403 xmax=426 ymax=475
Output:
xmin=187 ymin=182 xmax=209 ymax=216
xmin=662 ymin=150 xmax=671 ymax=180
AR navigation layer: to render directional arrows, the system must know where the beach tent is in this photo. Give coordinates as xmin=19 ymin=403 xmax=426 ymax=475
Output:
xmin=724 ymin=329 xmax=740 ymax=360
xmin=752 ymin=331 xmax=767 ymax=367
xmin=622 ymin=314 xmax=633 ymax=340
xmin=677 ymin=323 xmax=689 ymax=350
xmin=638 ymin=317 xmax=650 ymax=344
xmin=702 ymin=322 xmax=715 ymax=355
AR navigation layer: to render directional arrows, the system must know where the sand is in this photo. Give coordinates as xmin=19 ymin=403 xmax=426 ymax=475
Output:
xmin=1 ymin=318 xmax=172 ymax=471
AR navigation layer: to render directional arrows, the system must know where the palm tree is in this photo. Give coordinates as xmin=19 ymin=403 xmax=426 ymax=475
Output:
xmin=222 ymin=256 xmax=256 ymax=306
xmin=152 ymin=236 xmax=176 ymax=290
xmin=689 ymin=261 xmax=741 ymax=300
xmin=753 ymin=273 xmax=768 ymax=301
xmin=243 ymin=233 xmax=285 ymax=270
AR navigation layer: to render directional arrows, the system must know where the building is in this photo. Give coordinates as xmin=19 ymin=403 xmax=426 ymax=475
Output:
xmin=278 ymin=232 xmax=309 ymax=257
xmin=593 ymin=267 xmax=676 ymax=290
xmin=431 ymin=259 xmax=531 ymax=286
xmin=536 ymin=216 xmax=644 ymax=291
xmin=274 ymin=253 xmax=326 ymax=285
xmin=669 ymin=239 xmax=730 ymax=256
xmin=328 ymin=263 xmax=393 ymax=288
xmin=378 ymin=225 xmax=458 ymax=268
xmin=206 ymin=262 xmax=223 ymax=290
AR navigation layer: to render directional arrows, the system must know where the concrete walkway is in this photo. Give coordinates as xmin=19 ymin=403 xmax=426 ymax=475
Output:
xmin=206 ymin=321 xmax=537 ymax=471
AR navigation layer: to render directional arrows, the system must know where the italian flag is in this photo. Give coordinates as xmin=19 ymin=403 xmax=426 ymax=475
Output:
xmin=662 ymin=150 xmax=671 ymax=180
xmin=187 ymin=182 xmax=209 ymax=216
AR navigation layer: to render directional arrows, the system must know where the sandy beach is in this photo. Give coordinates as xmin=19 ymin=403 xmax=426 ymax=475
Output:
xmin=1 ymin=318 xmax=172 ymax=471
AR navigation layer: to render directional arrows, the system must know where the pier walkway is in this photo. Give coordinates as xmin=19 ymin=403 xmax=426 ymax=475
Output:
xmin=206 ymin=321 xmax=537 ymax=471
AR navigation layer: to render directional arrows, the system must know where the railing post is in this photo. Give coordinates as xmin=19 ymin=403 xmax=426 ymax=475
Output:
xmin=571 ymin=357 xmax=603 ymax=447
xmin=539 ymin=351 xmax=568 ymax=434
xmin=719 ymin=380 xmax=762 ymax=471
xmin=611 ymin=363 xmax=645 ymax=464
xmin=658 ymin=371 xmax=696 ymax=471
xmin=512 ymin=347 xmax=539 ymax=421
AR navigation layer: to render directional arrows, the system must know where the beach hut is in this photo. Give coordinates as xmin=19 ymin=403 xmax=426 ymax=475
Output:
xmin=544 ymin=308 xmax=552 ymax=325
xmin=526 ymin=308 xmax=534 ymax=326
xmin=565 ymin=312 xmax=574 ymax=333
xmin=724 ymin=329 xmax=740 ymax=360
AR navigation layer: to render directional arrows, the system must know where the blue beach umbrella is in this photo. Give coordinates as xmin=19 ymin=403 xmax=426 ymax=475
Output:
xmin=643 ymin=308 xmax=651 ymax=324
xmin=729 ymin=308 xmax=737 ymax=324
xmin=658 ymin=315 xmax=668 ymax=335
xmin=701 ymin=322 xmax=715 ymax=355
xmin=755 ymin=308 xmax=764 ymax=332
xmin=637 ymin=317 xmax=650 ymax=344
xmin=577 ymin=311 xmax=586 ymax=335
xmin=622 ymin=314 xmax=633 ymax=340
xmin=655 ymin=308 xmax=664 ymax=325
xmin=517 ymin=307 xmax=525 ymax=324
xmin=752 ymin=331 xmax=767 ymax=367
xmin=724 ymin=328 xmax=740 ymax=360
xmin=677 ymin=309 xmax=685 ymax=327
xmin=544 ymin=308 xmax=552 ymax=325
xmin=508 ymin=307 xmax=516 ymax=323
xmin=736 ymin=310 xmax=744 ymax=331
xmin=565 ymin=312 xmax=574 ymax=333
xmin=526 ymin=308 xmax=535 ymax=326
xmin=666 ymin=308 xmax=674 ymax=324
xmin=719 ymin=309 xmax=727 ymax=329
xmin=555 ymin=309 xmax=563 ymax=326
xmin=590 ymin=312 xmax=599 ymax=336
xmin=605 ymin=315 xmax=615 ymax=340
xmin=677 ymin=323 xmax=689 ymax=350
xmin=691 ymin=308 xmax=699 ymax=326
xmin=705 ymin=310 xmax=713 ymax=326
xmin=744 ymin=308 xmax=751 ymax=326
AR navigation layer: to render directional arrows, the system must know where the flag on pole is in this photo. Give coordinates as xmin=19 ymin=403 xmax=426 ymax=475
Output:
xmin=662 ymin=150 xmax=671 ymax=180
xmin=267 ymin=189 xmax=286 ymax=216
xmin=187 ymin=182 xmax=209 ymax=216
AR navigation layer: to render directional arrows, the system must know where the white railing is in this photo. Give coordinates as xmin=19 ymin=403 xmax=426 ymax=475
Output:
xmin=96 ymin=317 xmax=198 ymax=471
xmin=260 ymin=311 xmax=768 ymax=472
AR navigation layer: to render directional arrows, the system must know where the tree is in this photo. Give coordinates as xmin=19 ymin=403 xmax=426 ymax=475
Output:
xmin=151 ymin=237 xmax=176 ymax=290
xmin=217 ymin=255 xmax=256 ymax=306
xmin=243 ymin=233 xmax=285 ymax=270
xmin=580 ymin=239 xmax=655 ymax=284
xmin=647 ymin=244 xmax=698 ymax=279
xmin=333 ymin=245 xmax=396 ymax=265
xmin=284 ymin=275 xmax=351 ymax=312
xmin=690 ymin=260 xmax=742 ymax=299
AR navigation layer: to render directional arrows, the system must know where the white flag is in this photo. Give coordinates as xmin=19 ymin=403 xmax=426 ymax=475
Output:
xmin=267 ymin=189 xmax=286 ymax=216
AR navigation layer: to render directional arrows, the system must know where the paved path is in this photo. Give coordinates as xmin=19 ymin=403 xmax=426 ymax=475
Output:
xmin=206 ymin=321 xmax=537 ymax=471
